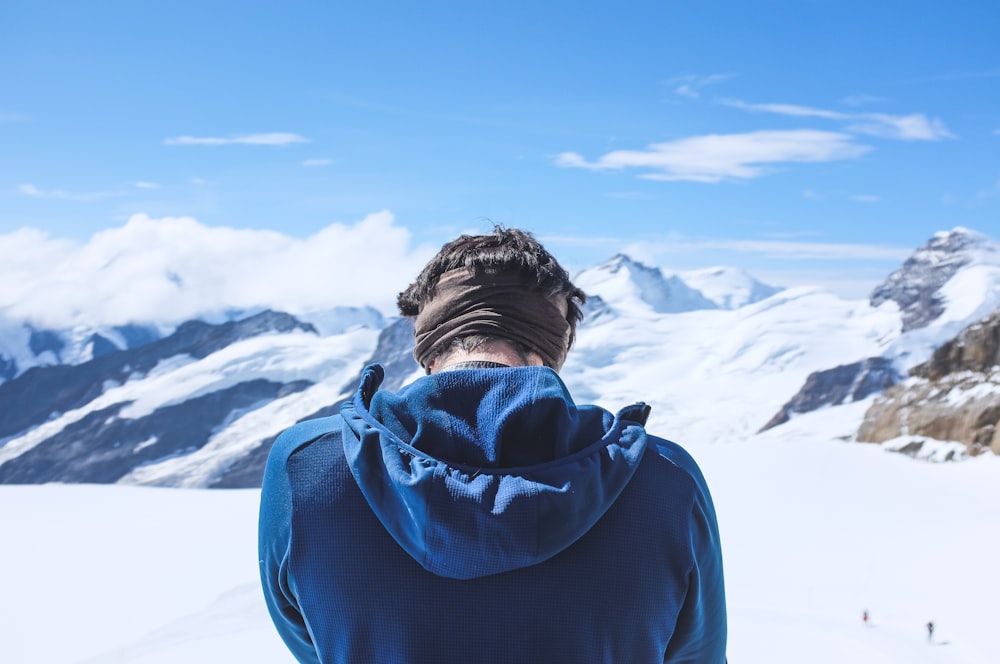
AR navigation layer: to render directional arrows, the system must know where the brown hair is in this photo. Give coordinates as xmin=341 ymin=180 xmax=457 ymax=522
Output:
xmin=397 ymin=226 xmax=586 ymax=368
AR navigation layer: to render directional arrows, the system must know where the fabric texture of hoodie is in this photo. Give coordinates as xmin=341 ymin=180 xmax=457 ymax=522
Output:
xmin=259 ymin=364 xmax=726 ymax=663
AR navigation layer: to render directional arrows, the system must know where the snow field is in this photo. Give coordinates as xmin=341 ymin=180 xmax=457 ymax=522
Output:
xmin=3 ymin=405 xmax=999 ymax=663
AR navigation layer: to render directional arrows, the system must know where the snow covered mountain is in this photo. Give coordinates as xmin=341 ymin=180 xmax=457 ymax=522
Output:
xmin=0 ymin=305 xmax=385 ymax=383
xmin=762 ymin=227 xmax=1000 ymax=430
xmin=676 ymin=265 xmax=783 ymax=309
xmin=1 ymin=227 xmax=999 ymax=490
xmin=573 ymin=254 xmax=719 ymax=314
xmin=858 ymin=306 xmax=1000 ymax=459
xmin=870 ymin=226 xmax=1000 ymax=333
xmin=0 ymin=319 xmax=166 ymax=381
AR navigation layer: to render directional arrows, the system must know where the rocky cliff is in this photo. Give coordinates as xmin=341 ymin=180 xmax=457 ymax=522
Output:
xmin=868 ymin=227 xmax=987 ymax=332
xmin=760 ymin=357 xmax=900 ymax=432
xmin=857 ymin=307 xmax=1000 ymax=456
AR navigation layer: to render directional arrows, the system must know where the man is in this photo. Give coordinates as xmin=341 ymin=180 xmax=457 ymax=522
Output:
xmin=259 ymin=227 xmax=727 ymax=663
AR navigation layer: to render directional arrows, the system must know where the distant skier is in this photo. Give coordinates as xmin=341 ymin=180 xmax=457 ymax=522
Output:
xmin=862 ymin=609 xmax=869 ymax=626
xmin=927 ymin=620 xmax=935 ymax=643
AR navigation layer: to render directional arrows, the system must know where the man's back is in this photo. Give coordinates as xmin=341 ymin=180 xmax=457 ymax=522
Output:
xmin=259 ymin=364 xmax=726 ymax=663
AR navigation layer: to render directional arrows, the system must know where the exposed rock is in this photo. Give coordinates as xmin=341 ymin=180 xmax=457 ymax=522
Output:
xmin=87 ymin=333 xmax=119 ymax=359
xmin=0 ymin=309 xmax=315 ymax=441
xmin=28 ymin=328 xmax=65 ymax=360
xmin=579 ymin=294 xmax=613 ymax=324
xmin=0 ymin=378 xmax=312 ymax=484
xmin=881 ymin=436 xmax=968 ymax=463
xmin=911 ymin=308 xmax=1000 ymax=381
xmin=760 ymin=357 xmax=900 ymax=432
xmin=858 ymin=306 xmax=1000 ymax=456
xmin=211 ymin=317 xmax=419 ymax=488
xmin=0 ymin=354 xmax=16 ymax=381
xmin=857 ymin=373 xmax=1000 ymax=456
xmin=869 ymin=228 xmax=986 ymax=332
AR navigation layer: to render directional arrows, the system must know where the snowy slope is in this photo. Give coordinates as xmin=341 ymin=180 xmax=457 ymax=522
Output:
xmin=4 ymin=413 xmax=999 ymax=663
xmin=0 ymin=282 xmax=896 ymax=484
xmin=874 ymin=227 xmax=1000 ymax=371
xmin=3 ymin=227 xmax=1000 ymax=662
xmin=5 ymin=228 xmax=1000 ymax=487
xmin=760 ymin=227 xmax=1000 ymax=431
xmin=677 ymin=265 xmax=783 ymax=309
xmin=573 ymin=254 xmax=718 ymax=314
xmin=0 ymin=306 xmax=383 ymax=384
xmin=0 ymin=317 xmax=166 ymax=380
xmin=0 ymin=323 xmax=380 ymax=486
xmin=562 ymin=285 xmax=899 ymax=444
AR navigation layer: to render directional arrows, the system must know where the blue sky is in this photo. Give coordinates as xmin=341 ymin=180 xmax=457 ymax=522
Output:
xmin=2 ymin=0 xmax=999 ymax=297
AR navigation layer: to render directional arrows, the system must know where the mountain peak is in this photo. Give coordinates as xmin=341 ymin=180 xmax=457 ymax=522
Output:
xmin=595 ymin=253 xmax=647 ymax=273
xmin=870 ymin=227 xmax=1000 ymax=332
xmin=575 ymin=254 xmax=717 ymax=315
xmin=678 ymin=266 xmax=783 ymax=309
xmin=930 ymin=226 xmax=991 ymax=247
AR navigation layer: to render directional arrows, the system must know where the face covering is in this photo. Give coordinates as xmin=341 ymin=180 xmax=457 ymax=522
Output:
xmin=413 ymin=269 xmax=570 ymax=371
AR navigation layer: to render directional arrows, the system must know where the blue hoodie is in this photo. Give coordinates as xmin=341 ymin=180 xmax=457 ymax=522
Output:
xmin=259 ymin=364 xmax=726 ymax=663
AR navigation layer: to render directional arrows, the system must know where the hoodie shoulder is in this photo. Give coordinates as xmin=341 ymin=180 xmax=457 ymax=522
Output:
xmin=267 ymin=415 xmax=344 ymax=466
xmin=649 ymin=437 xmax=712 ymax=491
xmin=646 ymin=435 xmax=727 ymax=662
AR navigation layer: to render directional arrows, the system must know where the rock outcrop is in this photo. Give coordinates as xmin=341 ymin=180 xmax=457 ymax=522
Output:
xmin=760 ymin=357 xmax=900 ymax=432
xmin=857 ymin=308 xmax=1000 ymax=456
xmin=869 ymin=227 xmax=992 ymax=332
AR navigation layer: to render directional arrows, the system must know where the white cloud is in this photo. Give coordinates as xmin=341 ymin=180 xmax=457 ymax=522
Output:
xmin=723 ymin=98 xmax=954 ymax=141
xmin=667 ymin=73 xmax=736 ymax=99
xmin=18 ymin=183 xmax=117 ymax=201
xmin=0 ymin=212 xmax=436 ymax=328
xmin=721 ymin=99 xmax=846 ymax=120
xmin=135 ymin=181 xmax=160 ymax=189
xmin=846 ymin=113 xmax=954 ymax=141
xmin=555 ymin=130 xmax=870 ymax=183
xmin=163 ymin=133 xmax=310 ymax=146
xmin=302 ymin=158 xmax=334 ymax=167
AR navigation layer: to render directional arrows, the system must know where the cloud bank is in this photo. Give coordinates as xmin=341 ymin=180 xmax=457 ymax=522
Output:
xmin=558 ymin=88 xmax=954 ymax=184
xmin=556 ymin=130 xmax=870 ymax=183
xmin=720 ymin=99 xmax=955 ymax=141
xmin=0 ymin=212 xmax=434 ymax=328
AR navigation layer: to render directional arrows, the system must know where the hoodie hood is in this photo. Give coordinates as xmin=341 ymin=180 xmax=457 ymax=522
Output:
xmin=341 ymin=364 xmax=651 ymax=580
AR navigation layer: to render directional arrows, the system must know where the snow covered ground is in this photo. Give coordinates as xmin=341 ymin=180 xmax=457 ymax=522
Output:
xmin=3 ymin=400 xmax=998 ymax=663
xmin=4 ymin=228 xmax=999 ymax=661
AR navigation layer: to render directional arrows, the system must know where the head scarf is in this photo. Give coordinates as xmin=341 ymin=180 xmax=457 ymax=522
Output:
xmin=413 ymin=269 xmax=570 ymax=370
